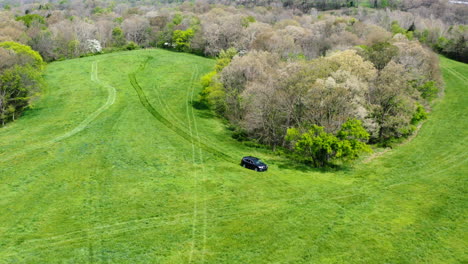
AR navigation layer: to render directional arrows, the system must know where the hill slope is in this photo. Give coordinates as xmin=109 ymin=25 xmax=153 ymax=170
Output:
xmin=0 ymin=50 xmax=466 ymax=263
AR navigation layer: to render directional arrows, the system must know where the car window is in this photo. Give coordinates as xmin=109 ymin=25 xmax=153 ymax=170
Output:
xmin=253 ymin=160 xmax=263 ymax=165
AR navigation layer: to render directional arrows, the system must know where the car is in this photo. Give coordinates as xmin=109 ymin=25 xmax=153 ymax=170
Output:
xmin=240 ymin=156 xmax=268 ymax=172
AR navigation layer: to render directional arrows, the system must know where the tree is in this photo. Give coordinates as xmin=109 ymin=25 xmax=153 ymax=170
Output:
xmin=220 ymin=51 xmax=280 ymax=122
xmin=15 ymin=14 xmax=46 ymax=28
xmin=122 ymin=17 xmax=150 ymax=46
xmin=198 ymin=48 xmax=238 ymax=113
xmin=336 ymin=119 xmax=372 ymax=160
xmin=0 ymin=48 xmax=16 ymax=70
xmin=0 ymin=41 xmax=44 ymax=69
xmin=285 ymin=119 xmax=371 ymax=167
xmin=370 ymin=61 xmax=415 ymax=142
xmin=112 ymin=27 xmax=126 ymax=47
xmin=0 ymin=41 xmax=44 ymax=126
xmin=358 ymin=42 xmax=398 ymax=70
xmin=201 ymin=12 xmax=245 ymax=56
xmin=95 ymin=19 xmax=114 ymax=48
xmin=86 ymin=39 xmax=102 ymax=53
xmin=172 ymin=29 xmax=194 ymax=52
xmin=0 ymin=66 xmax=33 ymax=125
xmin=286 ymin=125 xmax=341 ymax=167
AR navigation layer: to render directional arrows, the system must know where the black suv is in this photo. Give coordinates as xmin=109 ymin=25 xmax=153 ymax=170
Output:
xmin=241 ymin=156 xmax=268 ymax=172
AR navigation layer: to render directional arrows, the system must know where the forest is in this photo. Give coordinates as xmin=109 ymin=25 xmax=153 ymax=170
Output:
xmin=0 ymin=0 xmax=466 ymax=166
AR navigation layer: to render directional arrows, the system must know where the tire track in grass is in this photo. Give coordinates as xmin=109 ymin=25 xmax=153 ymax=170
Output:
xmin=127 ymin=58 xmax=217 ymax=262
xmin=128 ymin=60 xmax=231 ymax=162
xmin=445 ymin=66 xmax=468 ymax=83
xmin=383 ymin=61 xmax=468 ymax=188
xmin=5 ymin=191 xmax=340 ymax=258
xmin=189 ymin=66 xmax=208 ymax=263
xmin=186 ymin=67 xmax=199 ymax=264
xmin=376 ymin=63 xmax=466 ymax=172
xmin=152 ymin=66 xmax=215 ymax=260
xmin=0 ymin=61 xmax=116 ymax=163
xmin=51 ymin=61 xmax=116 ymax=143
xmin=382 ymin=65 xmax=468 ymax=178
xmin=153 ymin=83 xmax=188 ymax=128
xmin=186 ymin=65 xmax=208 ymax=263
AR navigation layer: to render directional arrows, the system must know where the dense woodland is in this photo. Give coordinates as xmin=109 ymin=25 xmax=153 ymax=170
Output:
xmin=0 ymin=0 xmax=466 ymax=61
xmin=0 ymin=0 xmax=465 ymax=166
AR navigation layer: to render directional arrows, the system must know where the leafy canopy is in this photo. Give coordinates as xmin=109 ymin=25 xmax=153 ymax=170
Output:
xmin=0 ymin=41 xmax=44 ymax=69
xmin=286 ymin=119 xmax=371 ymax=167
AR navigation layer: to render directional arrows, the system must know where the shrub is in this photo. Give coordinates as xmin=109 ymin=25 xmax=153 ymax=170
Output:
xmin=125 ymin=41 xmax=139 ymax=50
xmin=411 ymin=104 xmax=428 ymax=125
xmin=417 ymin=81 xmax=439 ymax=101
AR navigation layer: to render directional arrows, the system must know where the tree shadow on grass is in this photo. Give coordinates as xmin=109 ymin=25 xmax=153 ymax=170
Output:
xmin=274 ymin=158 xmax=354 ymax=174
xmin=191 ymin=100 xmax=209 ymax=110
xmin=21 ymin=106 xmax=44 ymax=119
xmin=191 ymin=101 xmax=216 ymax=119
xmin=196 ymin=110 xmax=216 ymax=119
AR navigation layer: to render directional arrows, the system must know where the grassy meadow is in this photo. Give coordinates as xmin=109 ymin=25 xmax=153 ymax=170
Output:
xmin=0 ymin=49 xmax=466 ymax=263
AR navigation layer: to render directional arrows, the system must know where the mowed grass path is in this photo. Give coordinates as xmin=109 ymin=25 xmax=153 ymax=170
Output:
xmin=0 ymin=50 xmax=466 ymax=263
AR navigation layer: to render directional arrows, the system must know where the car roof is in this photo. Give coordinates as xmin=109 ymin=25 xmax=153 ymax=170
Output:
xmin=243 ymin=156 xmax=259 ymax=160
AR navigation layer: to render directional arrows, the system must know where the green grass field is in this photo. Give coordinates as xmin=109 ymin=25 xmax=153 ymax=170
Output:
xmin=0 ymin=49 xmax=466 ymax=263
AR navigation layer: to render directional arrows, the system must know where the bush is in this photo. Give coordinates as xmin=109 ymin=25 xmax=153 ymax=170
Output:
xmin=125 ymin=41 xmax=139 ymax=50
xmin=411 ymin=104 xmax=428 ymax=125
xmin=417 ymin=81 xmax=439 ymax=101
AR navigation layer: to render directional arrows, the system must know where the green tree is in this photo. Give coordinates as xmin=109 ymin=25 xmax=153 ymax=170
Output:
xmin=411 ymin=104 xmax=428 ymax=125
xmin=0 ymin=66 xmax=42 ymax=125
xmin=0 ymin=42 xmax=43 ymax=125
xmin=0 ymin=41 xmax=44 ymax=69
xmin=215 ymin=48 xmax=238 ymax=72
xmin=359 ymin=42 xmax=398 ymax=70
xmin=286 ymin=119 xmax=371 ymax=167
xmin=287 ymin=125 xmax=341 ymax=167
xmin=391 ymin=21 xmax=413 ymax=40
xmin=112 ymin=27 xmax=126 ymax=47
xmin=241 ymin=16 xmax=256 ymax=27
xmin=172 ymin=29 xmax=194 ymax=52
xmin=15 ymin=14 xmax=46 ymax=28
xmin=198 ymin=48 xmax=237 ymax=111
xmin=336 ymin=119 xmax=372 ymax=160
xmin=416 ymin=81 xmax=439 ymax=101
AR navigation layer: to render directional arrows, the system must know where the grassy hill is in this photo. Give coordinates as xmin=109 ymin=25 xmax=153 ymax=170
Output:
xmin=0 ymin=49 xmax=466 ymax=263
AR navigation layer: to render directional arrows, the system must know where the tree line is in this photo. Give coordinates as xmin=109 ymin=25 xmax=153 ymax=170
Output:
xmin=0 ymin=0 xmax=465 ymax=62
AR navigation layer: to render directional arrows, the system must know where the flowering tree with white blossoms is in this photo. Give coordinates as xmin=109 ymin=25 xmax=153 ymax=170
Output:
xmin=86 ymin=39 xmax=102 ymax=53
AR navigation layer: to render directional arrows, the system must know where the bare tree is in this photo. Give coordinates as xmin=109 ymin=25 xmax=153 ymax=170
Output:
xmin=122 ymin=16 xmax=150 ymax=45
